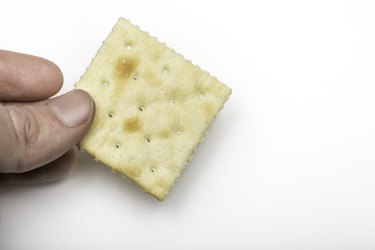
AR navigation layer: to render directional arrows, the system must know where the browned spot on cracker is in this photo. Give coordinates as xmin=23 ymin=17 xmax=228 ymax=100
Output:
xmin=124 ymin=116 xmax=142 ymax=133
xmin=112 ymin=56 xmax=139 ymax=98
xmin=114 ymin=56 xmax=138 ymax=79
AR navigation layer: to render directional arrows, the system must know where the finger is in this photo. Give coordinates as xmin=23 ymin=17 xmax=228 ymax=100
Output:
xmin=0 ymin=149 xmax=75 ymax=184
xmin=0 ymin=89 xmax=94 ymax=173
xmin=0 ymin=50 xmax=63 ymax=101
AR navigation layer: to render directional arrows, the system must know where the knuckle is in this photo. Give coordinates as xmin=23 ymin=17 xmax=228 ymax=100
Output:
xmin=2 ymin=104 xmax=40 ymax=172
xmin=8 ymin=104 xmax=40 ymax=145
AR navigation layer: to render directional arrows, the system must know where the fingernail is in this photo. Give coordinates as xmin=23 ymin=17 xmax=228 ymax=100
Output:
xmin=49 ymin=90 xmax=93 ymax=128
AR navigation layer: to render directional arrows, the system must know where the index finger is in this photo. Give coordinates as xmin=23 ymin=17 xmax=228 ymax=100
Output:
xmin=0 ymin=50 xmax=63 ymax=101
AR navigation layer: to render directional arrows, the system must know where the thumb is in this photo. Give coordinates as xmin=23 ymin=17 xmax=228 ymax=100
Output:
xmin=0 ymin=89 xmax=94 ymax=173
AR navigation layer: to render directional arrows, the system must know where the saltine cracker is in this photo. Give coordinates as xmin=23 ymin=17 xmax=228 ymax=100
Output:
xmin=76 ymin=17 xmax=231 ymax=200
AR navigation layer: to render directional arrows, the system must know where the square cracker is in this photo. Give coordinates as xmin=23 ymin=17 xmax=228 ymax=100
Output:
xmin=75 ymin=17 xmax=232 ymax=200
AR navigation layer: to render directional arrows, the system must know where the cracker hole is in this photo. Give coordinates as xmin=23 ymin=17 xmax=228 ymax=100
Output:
xmin=115 ymin=144 xmax=120 ymax=149
xmin=101 ymin=81 xmax=109 ymax=88
xmin=145 ymin=136 xmax=151 ymax=142
xmin=126 ymin=43 xmax=133 ymax=50
xmin=162 ymin=66 xmax=169 ymax=73
xmin=133 ymin=74 xmax=139 ymax=80
xmin=150 ymin=167 xmax=156 ymax=173
xmin=108 ymin=112 xmax=114 ymax=118
xmin=138 ymin=105 xmax=144 ymax=112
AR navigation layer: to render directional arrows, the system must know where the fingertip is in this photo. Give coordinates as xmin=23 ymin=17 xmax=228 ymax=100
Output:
xmin=72 ymin=89 xmax=94 ymax=107
xmin=0 ymin=50 xmax=64 ymax=101
xmin=48 ymin=89 xmax=95 ymax=128
xmin=76 ymin=89 xmax=96 ymax=121
xmin=24 ymin=53 xmax=64 ymax=97
xmin=41 ymin=58 xmax=64 ymax=96
xmin=76 ymin=89 xmax=96 ymax=129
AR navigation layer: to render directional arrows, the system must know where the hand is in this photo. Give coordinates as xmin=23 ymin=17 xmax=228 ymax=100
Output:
xmin=0 ymin=50 xmax=94 ymax=184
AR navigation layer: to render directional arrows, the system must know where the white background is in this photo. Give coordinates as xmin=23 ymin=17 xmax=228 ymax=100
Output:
xmin=1 ymin=0 xmax=375 ymax=249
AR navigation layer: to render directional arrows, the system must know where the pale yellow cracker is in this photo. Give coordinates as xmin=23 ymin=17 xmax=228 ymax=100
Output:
xmin=75 ymin=17 xmax=231 ymax=200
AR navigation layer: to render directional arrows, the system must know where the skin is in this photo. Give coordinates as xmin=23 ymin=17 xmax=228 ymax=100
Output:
xmin=0 ymin=50 xmax=95 ymax=184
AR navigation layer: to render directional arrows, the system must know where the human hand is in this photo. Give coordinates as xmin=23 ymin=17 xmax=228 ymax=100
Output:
xmin=0 ymin=50 xmax=94 ymax=184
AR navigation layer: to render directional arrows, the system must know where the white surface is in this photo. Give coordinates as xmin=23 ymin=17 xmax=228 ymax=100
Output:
xmin=1 ymin=0 xmax=375 ymax=249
